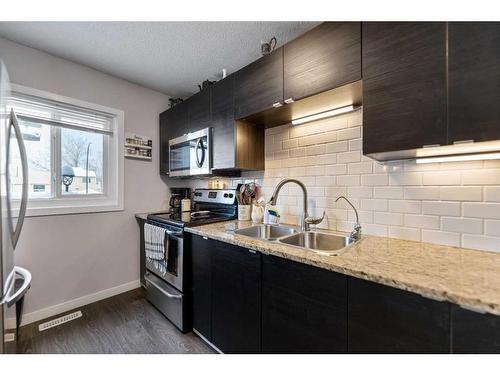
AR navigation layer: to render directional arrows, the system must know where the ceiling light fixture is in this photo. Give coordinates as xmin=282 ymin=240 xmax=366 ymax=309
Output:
xmin=416 ymin=152 xmax=500 ymax=164
xmin=291 ymin=105 xmax=355 ymax=126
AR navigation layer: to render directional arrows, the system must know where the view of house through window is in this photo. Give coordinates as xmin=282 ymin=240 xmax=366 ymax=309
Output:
xmin=61 ymin=128 xmax=104 ymax=195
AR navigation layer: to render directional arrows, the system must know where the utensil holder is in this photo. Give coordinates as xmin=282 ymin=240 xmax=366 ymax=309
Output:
xmin=238 ymin=205 xmax=252 ymax=221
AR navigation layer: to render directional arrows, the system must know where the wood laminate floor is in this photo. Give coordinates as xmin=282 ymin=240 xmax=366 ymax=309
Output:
xmin=18 ymin=288 xmax=214 ymax=354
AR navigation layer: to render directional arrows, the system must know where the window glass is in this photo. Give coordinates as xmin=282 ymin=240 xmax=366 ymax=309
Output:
xmin=9 ymin=119 xmax=52 ymax=199
xmin=61 ymin=127 xmax=104 ymax=195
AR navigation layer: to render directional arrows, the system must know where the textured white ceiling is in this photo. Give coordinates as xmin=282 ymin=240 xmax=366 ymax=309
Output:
xmin=0 ymin=22 xmax=319 ymax=97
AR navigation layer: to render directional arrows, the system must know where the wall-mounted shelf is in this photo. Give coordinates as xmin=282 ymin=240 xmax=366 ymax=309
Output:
xmin=125 ymin=154 xmax=152 ymax=161
xmin=125 ymin=142 xmax=152 ymax=150
xmin=125 ymin=132 xmax=152 ymax=161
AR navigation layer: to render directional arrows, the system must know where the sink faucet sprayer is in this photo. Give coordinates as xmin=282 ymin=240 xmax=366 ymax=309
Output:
xmin=269 ymin=178 xmax=325 ymax=231
xmin=335 ymin=196 xmax=362 ymax=241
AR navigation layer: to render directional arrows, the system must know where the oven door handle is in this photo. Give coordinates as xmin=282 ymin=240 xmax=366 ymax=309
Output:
xmin=195 ymin=137 xmax=205 ymax=168
xmin=145 ymin=273 xmax=182 ymax=299
xmin=166 ymin=229 xmax=183 ymax=237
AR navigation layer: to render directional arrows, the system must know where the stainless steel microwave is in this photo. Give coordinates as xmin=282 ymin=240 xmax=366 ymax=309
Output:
xmin=168 ymin=127 xmax=211 ymax=176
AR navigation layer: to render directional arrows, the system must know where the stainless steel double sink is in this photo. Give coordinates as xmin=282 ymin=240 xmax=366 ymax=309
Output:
xmin=234 ymin=224 xmax=357 ymax=256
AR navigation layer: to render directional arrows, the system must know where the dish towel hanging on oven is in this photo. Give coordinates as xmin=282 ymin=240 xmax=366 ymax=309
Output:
xmin=144 ymin=223 xmax=169 ymax=275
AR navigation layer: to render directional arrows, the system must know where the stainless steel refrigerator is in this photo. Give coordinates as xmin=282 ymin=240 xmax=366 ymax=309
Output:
xmin=1 ymin=59 xmax=32 ymax=354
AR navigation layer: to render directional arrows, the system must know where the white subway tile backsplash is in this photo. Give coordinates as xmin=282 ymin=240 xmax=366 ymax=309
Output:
xmin=337 ymin=127 xmax=361 ymax=141
xmin=463 ymin=202 xmax=500 ymax=219
xmin=374 ymin=212 xmax=404 ymax=226
xmin=422 ymin=230 xmax=461 ymax=247
xmin=422 ymin=172 xmax=461 ymax=186
xmin=389 ymin=200 xmax=421 ymax=214
xmin=347 ymin=186 xmax=373 ymax=198
xmin=363 ymin=223 xmax=388 ymax=237
xmin=484 ymin=186 xmax=500 ymax=202
xmin=298 ymin=132 xmax=337 ymax=147
xmin=215 ymin=111 xmax=500 ymax=252
xmin=440 ymin=186 xmax=482 ymax=201
xmin=337 ymin=151 xmax=361 ymax=164
xmin=326 ymin=141 xmax=349 ymax=153
xmin=462 ymin=235 xmax=500 ymax=252
xmin=289 ymin=147 xmax=306 ymax=158
xmin=348 ymin=162 xmax=373 ymax=175
xmin=315 ymin=176 xmax=336 ymax=186
xmin=324 ymin=164 xmax=347 ymax=175
xmin=388 ymin=226 xmax=421 ymax=241
xmin=361 ymin=199 xmax=388 ymax=211
xmin=404 ymin=214 xmax=440 ymax=229
xmin=337 ymin=175 xmax=360 ymax=186
xmin=374 ymin=187 xmax=404 ymax=199
xmin=462 ymin=169 xmax=500 ymax=185
xmin=422 ymin=201 xmax=461 ymax=217
xmin=404 ymin=187 xmax=440 ymax=200
xmin=349 ymin=138 xmax=362 ymax=151
xmin=441 ymin=217 xmax=483 ymax=234
xmin=306 ymin=144 xmax=327 ymax=156
xmin=361 ymin=174 xmax=388 ymax=186
xmin=389 ymin=172 xmax=423 ymax=186
xmin=485 ymin=220 xmax=500 ymax=236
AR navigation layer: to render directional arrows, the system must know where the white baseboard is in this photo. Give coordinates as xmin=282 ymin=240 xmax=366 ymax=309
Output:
xmin=7 ymin=279 xmax=141 ymax=328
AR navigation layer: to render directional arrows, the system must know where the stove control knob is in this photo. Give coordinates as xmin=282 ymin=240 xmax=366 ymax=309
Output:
xmin=228 ymin=193 xmax=233 ymax=198
xmin=224 ymin=193 xmax=229 ymax=198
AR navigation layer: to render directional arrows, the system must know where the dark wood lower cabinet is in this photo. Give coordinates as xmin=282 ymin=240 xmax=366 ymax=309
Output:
xmin=348 ymin=277 xmax=450 ymax=353
xmin=451 ymin=305 xmax=500 ymax=353
xmin=191 ymin=235 xmax=212 ymax=341
xmin=211 ymin=241 xmax=261 ymax=353
xmin=190 ymin=236 xmax=500 ymax=354
xmin=262 ymin=255 xmax=347 ymax=353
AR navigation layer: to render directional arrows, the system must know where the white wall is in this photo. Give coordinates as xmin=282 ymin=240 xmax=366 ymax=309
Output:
xmin=0 ymin=37 xmax=172 ymax=321
xmin=190 ymin=110 xmax=500 ymax=253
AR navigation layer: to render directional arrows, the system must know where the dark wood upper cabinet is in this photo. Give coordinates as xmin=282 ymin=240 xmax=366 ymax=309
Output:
xmin=211 ymin=75 xmax=236 ymax=170
xmin=191 ymin=234 xmax=212 ymax=341
xmin=448 ymin=22 xmax=500 ymax=144
xmin=348 ymin=277 xmax=450 ymax=353
xmin=159 ymin=102 xmax=188 ymax=175
xmin=284 ymin=22 xmax=361 ymax=102
xmin=362 ymin=22 xmax=447 ymax=157
xmin=451 ymin=305 xmax=500 ymax=353
xmin=211 ymin=241 xmax=261 ymax=353
xmin=262 ymin=255 xmax=347 ymax=353
xmin=234 ymin=48 xmax=284 ymax=119
xmin=187 ymin=88 xmax=211 ymax=131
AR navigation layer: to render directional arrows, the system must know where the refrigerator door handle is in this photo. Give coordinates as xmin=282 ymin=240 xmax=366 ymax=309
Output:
xmin=5 ymin=266 xmax=31 ymax=308
xmin=6 ymin=108 xmax=29 ymax=249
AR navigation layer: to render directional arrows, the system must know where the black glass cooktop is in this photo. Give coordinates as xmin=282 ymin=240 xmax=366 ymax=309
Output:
xmin=147 ymin=210 xmax=236 ymax=228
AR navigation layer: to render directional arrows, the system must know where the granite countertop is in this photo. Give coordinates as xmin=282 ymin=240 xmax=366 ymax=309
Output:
xmin=135 ymin=213 xmax=149 ymax=221
xmin=185 ymin=220 xmax=500 ymax=316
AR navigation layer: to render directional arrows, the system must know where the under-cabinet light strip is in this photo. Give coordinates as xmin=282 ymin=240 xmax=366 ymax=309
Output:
xmin=416 ymin=152 xmax=500 ymax=164
xmin=291 ymin=105 xmax=356 ymax=125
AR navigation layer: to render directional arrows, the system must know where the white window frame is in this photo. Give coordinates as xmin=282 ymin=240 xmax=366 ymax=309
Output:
xmin=11 ymin=84 xmax=124 ymax=217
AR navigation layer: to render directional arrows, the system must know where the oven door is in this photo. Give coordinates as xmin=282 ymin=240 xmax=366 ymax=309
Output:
xmin=169 ymin=128 xmax=211 ymax=177
xmin=145 ymin=223 xmax=185 ymax=292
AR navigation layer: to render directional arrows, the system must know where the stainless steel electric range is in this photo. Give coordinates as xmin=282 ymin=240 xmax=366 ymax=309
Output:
xmin=144 ymin=189 xmax=237 ymax=332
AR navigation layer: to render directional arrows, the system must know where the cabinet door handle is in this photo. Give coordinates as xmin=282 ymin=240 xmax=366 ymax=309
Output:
xmin=284 ymin=98 xmax=294 ymax=104
xmin=202 ymin=236 xmax=208 ymax=240
xmin=272 ymin=102 xmax=283 ymax=108
xmin=248 ymin=249 xmax=257 ymax=254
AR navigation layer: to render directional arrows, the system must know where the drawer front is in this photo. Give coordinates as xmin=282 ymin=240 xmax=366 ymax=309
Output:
xmin=144 ymin=272 xmax=190 ymax=333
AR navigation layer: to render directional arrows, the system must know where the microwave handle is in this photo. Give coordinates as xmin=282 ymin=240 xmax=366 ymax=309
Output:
xmin=6 ymin=109 xmax=29 ymax=249
xmin=195 ymin=138 xmax=205 ymax=168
